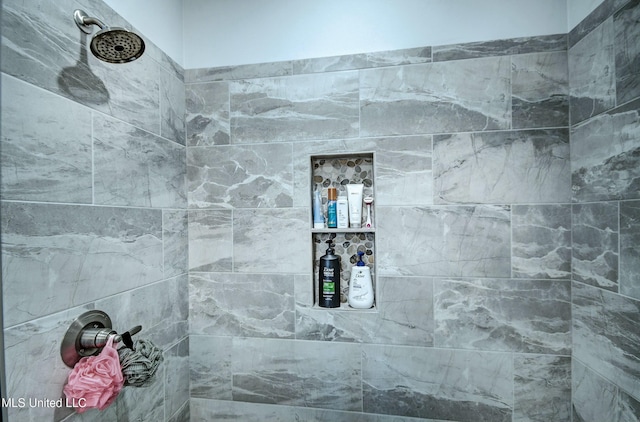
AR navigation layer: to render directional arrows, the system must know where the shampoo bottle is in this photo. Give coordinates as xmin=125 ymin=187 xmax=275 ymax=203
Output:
xmin=348 ymin=251 xmax=374 ymax=309
xmin=327 ymin=187 xmax=337 ymax=228
xmin=318 ymin=240 xmax=341 ymax=308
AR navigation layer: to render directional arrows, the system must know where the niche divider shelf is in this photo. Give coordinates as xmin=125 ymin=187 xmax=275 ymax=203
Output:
xmin=309 ymin=152 xmax=376 ymax=310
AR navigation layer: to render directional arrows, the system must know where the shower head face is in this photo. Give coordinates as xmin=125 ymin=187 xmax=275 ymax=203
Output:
xmin=90 ymin=27 xmax=145 ymax=63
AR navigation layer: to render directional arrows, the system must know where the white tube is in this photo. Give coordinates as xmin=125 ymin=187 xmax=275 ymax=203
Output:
xmin=346 ymin=184 xmax=363 ymax=228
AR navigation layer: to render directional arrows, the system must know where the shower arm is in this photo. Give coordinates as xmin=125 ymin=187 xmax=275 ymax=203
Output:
xmin=74 ymin=10 xmax=106 ymax=34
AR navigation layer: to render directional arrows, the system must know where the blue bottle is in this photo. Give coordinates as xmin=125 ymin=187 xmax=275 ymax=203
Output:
xmin=327 ymin=187 xmax=337 ymax=228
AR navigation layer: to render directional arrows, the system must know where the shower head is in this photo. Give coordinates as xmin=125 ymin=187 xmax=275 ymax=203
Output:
xmin=73 ymin=9 xmax=145 ymax=64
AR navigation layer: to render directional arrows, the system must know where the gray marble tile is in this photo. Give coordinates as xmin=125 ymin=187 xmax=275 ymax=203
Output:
xmin=360 ymin=58 xmax=511 ymax=136
xmin=167 ymin=401 xmax=190 ymax=422
xmin=0 ymin=74 xmax=92 ymax=203
xmin=163 ymin=209 xmax=189 ymax=278
xmin=164 ymin=337 xmax=190 ymax=419
xmin=116 ymin=370 xmax=165 ymax=422
xmin=572 ymin=359 xmax=640 ymax=422
xmin=620 ymin=200 xmax=640 ymax=300
xmin=188 ymin=209 xmax=233 ymax=272
xmin=614 ymin=0 xmax=640 ymax=105
xmin=512 ymin=51 xmax=569 ymax=129
xmin=433 ymin=129 xmax=571 ymax=204
xmin=94 ymin=275 xmax=188 ymax=351
xmin=189 ymin=336 xmax=233 ymax=400
xmin=3 ymin=306 xmax=93 ymax=422
xmin=572 ymin=202 xmax=619 ymax=291
xmin=233 ymin=208 xmax=309 ymax=273
xmin=572 ymin=281 xmax=640 ymax=402
xmin=292 ymin=46 xmax=432 ymax=74
xmin=512 ymin=204 xmax=572 ymax=279
xmin=434 ymin=278 xmax=571 ymax=354
xmin=186 ymin=81 xmax=230 ymax=146
xmin=362 ymin=345 xmax=513 ymax=421
xmin=1 ymin=202 xmax=163 ymax=326
xmin=433 ymin=34 xmax=567 ymax=62
xmin=185 ymin=61 xmax=293 ymax=83
xmin=370 ymin=136 xmax=433 ymax=206
xmin=189 ymin=272 xmax=295 ymax=338
xmin=230 ymin=72 xmax=359 ymax=143
xmin=187 ymin=143 xmax=293 ymax=209
xmin=190 ymin=398 xmax=430 ymax=422
xmin=568 ymin=17 xmax=616 ymax=125
xmin=232 ymin=338 xmax=362 ymax=411
xmin=514 ymin=355 xmax=571 ymax=422
xmin=568 ymin=0 xmax=629 ymax=47
xmin=571 ymin=99 xmax=640 ymax=202
xmin=161 ymin=66 xmax=186 ymax=145
xmin=296 ymin=277 xmax=433 ymax=347
xmin=93 ymin=114 xmax=187 ymax=208
xmin=377 ymin=205 xmax=511 ymax=277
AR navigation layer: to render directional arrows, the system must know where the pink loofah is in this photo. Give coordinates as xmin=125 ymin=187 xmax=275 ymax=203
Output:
xmin=63 ymin=335 xmax=124 ymax=413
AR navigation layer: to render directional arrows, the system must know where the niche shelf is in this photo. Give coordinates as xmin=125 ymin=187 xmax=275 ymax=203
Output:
xmin=310 ymin=152 xmax=376 ymax=310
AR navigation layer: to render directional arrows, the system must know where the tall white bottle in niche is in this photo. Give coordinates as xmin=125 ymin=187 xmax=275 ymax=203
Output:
xmin=348 ymin=251 xmax=374 ymax=309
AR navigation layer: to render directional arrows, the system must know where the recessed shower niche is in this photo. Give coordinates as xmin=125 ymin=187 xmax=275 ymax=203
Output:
xmin=310 ymin=152 xmax=376 ymax=310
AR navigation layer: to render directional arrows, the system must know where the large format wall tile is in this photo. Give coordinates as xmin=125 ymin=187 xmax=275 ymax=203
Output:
xmin=230 ymin=72 xmax=359 ymax=143
xmin=620 ymin=200 xmax=640 ymax=300
xmin=186 ymin=81 xmax=230 ymax=146
xmin=433 ymin=129 xmax=571 ymax=204
xmin=433 ymin=34 xmax=567 ymax=62
xmin=568 ymin=17 xmax=616 ymax=125
xmin=1 ymin=202 xmax=163 ymax=327
xmin=434 ymin=278 xmax=571 ymax=354
xmin=94 ymin=114 xmax=187 ymax=208
xmin=362 ymin=345 xmax=513 ymax=421
xmin=189 ymin=273 xmax=295 ymax=338
xmin=512 ymin=204 xmax=572 ymax=279
xmin=161 ymin=66 xmax=186 ymax=145
xmin=296 ymin=276 xmax=434 ymax=347
xmin=232 ymin=338 xmax=362 ymax=411
xmin=514 ymin=355 xmax=571 ymax=422
xmin=573 ymin=359 xmax=640 ymax=422
xmin=190 ymin=398 xmax=426 ymax=422
xmin=572 ymin=202 xmax=619 ymax=291
xmin=292 ymin=46 xmax=432 ymax=74
xmin=3 ymin=306 xmax=93 ymax=421
xmin=377 ymin=205 xmax=511 ymax=277
xmin=571 ymin=99 xmax=640 ymax=202
xmin=572 ymin=281 xmax=640 ymax=402
xmin=163 ymin=210 xmax=189 ymax=278
xmin=233 ymin=208 xmax=308 ymax=273
xmin=185 ymin=61 xmax=292 ymax=83
xmin=0 ymin=74 xmax=92 ymax=203
xmin=360 ymin=57 xmax=510 ymax=136
xmin=512 ymin=51 xmax=569 ymax=129
xmin=95 ymin=276 xmax=188 ymax=350
xmin=188 ymin=209 xmax=232 ymax=272
xmin=614 ymin=0 xmax=640 ymax=105
xmin=190 ymin=336 xmax=233 ymax=400
xmin=187 ymin=143 xmax=293 ymax=209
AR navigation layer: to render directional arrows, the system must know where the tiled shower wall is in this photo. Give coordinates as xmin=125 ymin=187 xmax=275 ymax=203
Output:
xmin=568 ymin=0 xmax=640 ymax=419
xmin=1 ymin=0 xmax=189 ymax=421
xmin=185 ymin=1 xmax=640 ymax=421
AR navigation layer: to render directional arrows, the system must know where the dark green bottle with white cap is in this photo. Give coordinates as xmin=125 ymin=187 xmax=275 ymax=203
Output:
xmin=319 ymin=240 xmax=341 ymax=308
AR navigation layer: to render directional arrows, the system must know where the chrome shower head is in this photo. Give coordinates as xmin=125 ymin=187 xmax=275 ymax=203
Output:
xmin=73 ymin=9 xmax=145 ymax=64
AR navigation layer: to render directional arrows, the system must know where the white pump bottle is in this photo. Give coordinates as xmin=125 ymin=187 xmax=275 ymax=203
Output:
xmin=348 ymin=251 xmax=374 ymax=309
